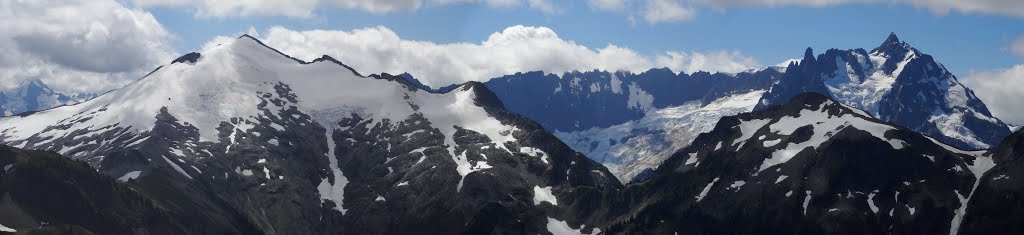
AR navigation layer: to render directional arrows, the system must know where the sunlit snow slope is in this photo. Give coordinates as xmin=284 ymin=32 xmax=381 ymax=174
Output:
xmin=556 ymin=90 xmax=765 ymax=181
xmin=0 ymin=35 xmax=618 ymax=234
xmin=757 ymin=33 xmax=1011 ymax=149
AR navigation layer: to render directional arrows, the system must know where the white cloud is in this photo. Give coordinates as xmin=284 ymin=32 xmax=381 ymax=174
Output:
xmin=226 ymin=25 xmax=760 ymax=88
xmin=962 ymin=65 xmax=1024 ymax=125
xmin=693 ymin=0 xmax=1024 ymax=17
xmin=432 ymin=0 xmax=521 ymax=8
xmin=132 ymin=0 xmax=321 ymax=18
xmin=655 ymin=51 xmax=761 ymax=74
xmin=694 ymin=0 xmax=875 ymax=7
xmin=527 ymin=0 xmax=560 ymax=14
xmin=0 ymin=0 xmax=175 ymax=93
xmin=1011 ymin=36 xmax=1024 ymax=56
xmin=588 ymin=0 xmax=631 ymax=11
xmin=903 ymin=0 xmax=1024 ymax=18
xmin=643 ymin=0 xmax=696 ymax=23
xmin=774 ymin=58 xmax=802 ymax=67
xmin=333 ymin=0 xmax=423 ymax=14
xmin=596 ymin=0 xmax=1024 ymax=24
xmin=132 ymin=0 xmax=562 ymax=18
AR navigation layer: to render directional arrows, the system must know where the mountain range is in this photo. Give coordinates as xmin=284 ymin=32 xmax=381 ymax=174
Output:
xmin=0 ymin=33 xmax=1021 ymax=234
xmin=0 ymin=79 xmax=95 ymax=116
xmin=757 ymin=33 xmax=1011 ymax=150
xmin=0 ymin=35 xmax=618 ymax=234
xmin=450 ymin=33 xmax=1011 ymax=182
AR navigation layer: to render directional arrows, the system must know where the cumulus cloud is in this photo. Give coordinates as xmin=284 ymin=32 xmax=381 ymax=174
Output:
xmin=224 ymin=25 xmax=761 ymax=88
xmin=1011 ymin=36 xmax=1024 ymax=56
xmin=0 ymin=0 xmax=175 ymax=93
xmin=131 ymin=0 xmax=561 ymax=17
xmin=903 ymin=0 xmax=1024 ymax=17
xmin=655 ymin=51 xmax=760 ymax=74
xmin=333 ymin=0 xmax=423 ymax=14
xmin=962 ymin=65 xmax=1024 ymax=125
xmin=588 ymin=0 xmax=631 ymax=11
xmin=642 ymin=0 xmax=696 ymax=23
xmin=693 ymin=0 xmax=874 ymax=7
xmin=132 ymin=0 xmax=321 ymax=17
xmin=527 ymin=0 xmax=560 ymax=14
xmin=589 ymin=0 xmax=1024 ymax=24
xmin=692 ymin=0 xmax=1024 ymax=17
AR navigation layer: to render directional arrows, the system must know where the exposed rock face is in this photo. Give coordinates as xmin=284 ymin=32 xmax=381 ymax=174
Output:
xmin=483 ymin=68 xmax=782 ymax=133
xmin=0 ymin=144 xmax=260 ymax=234
xmin=588 ymin=93 xmax=997 ymax=235
xmin=757 ymin=33 xmax=1011 ymax=150
xmin=477 ymin=67 xmax=782 ymax=181
xmin=0 ymin=79 xmax=95 ymax=116
xmin=0 ymin=35 xmax=619 ymax=234
xmin=959 ymin=129 xmax=1024 ymax=234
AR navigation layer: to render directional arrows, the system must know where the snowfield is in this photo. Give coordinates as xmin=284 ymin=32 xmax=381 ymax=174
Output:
xmin=0 ymin=35 xmax=535 ymax=214
xmin=556 ymin=90 xmax=765 ymax=181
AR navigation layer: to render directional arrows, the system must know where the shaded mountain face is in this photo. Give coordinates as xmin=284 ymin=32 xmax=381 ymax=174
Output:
xmin=0 ymin=79 xmax=95 ymax=116
xmin=476 ymin=68 xmax=782 ymax=181
xmin=959 ymin=129 xmax=1024 ymax=234
xmin=483 ymin=68 xmax=782 ymax=133
xmin=756 ymin=33 xmax=1011 ymax=150
xmin=0 ymin=35 xmax=619 ymax=234
xmin=596 ymin=93 xmax=996 ymax=235
xmin=0 ymin=144 xmax=260 ymax=234
xmin=556 ymin=89 xmax=766 ymax=182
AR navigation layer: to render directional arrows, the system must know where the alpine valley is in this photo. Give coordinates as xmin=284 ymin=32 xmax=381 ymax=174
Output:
xmin=0 ymin=33 xmax=1022 ymax=235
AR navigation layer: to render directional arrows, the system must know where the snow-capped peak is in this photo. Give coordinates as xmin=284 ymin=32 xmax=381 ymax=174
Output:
xmin=882 ymin=32 xmax=900 ymax=47
xmin=757 ymin=33 xmax=1010 ymax=149
xmin=0 ymin=35 xmax=520 ymax=161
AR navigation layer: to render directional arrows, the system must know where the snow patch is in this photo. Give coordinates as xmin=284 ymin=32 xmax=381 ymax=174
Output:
xmin=0 ymin=223 xmax=14 ymax=232
xmin=867 ymin=192 xmax=879 ymax=213
xmin=684 ymin=152 xmax=699 ymax=166
xmin=533 ymin=186 xmax=558 ymax=206
xmin=728 ymin=180 xmax=746 ymax=190
xmin=454 ymin=150 xmax=493 ymax=191
xmin=775 ymin=175 xmax=788 ymax=184
xmin=735 ymin=118 xmax=771 ymax=147
xmin=117 ymin=171 xmax=142 ymax=182
xmin=949 ymin=154 xmax=996 ymax=235
xmin=626 ymin=83 xmax=654 ymax=112
xmin=695 ymin=177 xmax=719 ymax=202
xmin=553 ymin=90 xmax=764 ymax=181
xmin=546 ymin=217 xmax=599 ymax=235
xmin=520 ymin=147 xmax=550 ymax=164
xmin=802 ymin=190 xmax=812 ymax=215
xmin=757 ymin=102 xmax=903 ymax=173
xmin=161 ymin=155 xmax=193 ymax=180
xmin=317 ymin=131 xmax=349 ymax=215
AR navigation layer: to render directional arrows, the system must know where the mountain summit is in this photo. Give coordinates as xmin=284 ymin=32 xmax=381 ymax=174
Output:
xmin=756 ymin=33 xmax=1011 ymax=149
xmin=0 ymin=79 xmax=95 ymax=116
xmin=0 ymin=35 xmax=619 ymax=234
xmin=598 ymin=92 xmax=1003 ymax=234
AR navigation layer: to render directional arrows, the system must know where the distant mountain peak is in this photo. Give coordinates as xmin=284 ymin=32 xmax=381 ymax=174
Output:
xmin=171 ymin=52 xmax=201 ymax=64
xmin=18 ymin=79 xmax=46 ymax=88
xmin=803 ymin=47 xmax=816 ymax=63
xmin=756 ymin=32 xmax=1010 ymax=149
xmin=872 ymin=32 xmax=916 ymax=57
xmin=884 ymin=32 xmax=900 ymax=45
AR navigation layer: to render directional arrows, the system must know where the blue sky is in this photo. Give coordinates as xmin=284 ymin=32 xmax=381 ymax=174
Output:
xmin=149 ymin=1 xmax=1023 ymax=77
xmin=2 ymin=0 xmax=1024 ymax=122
